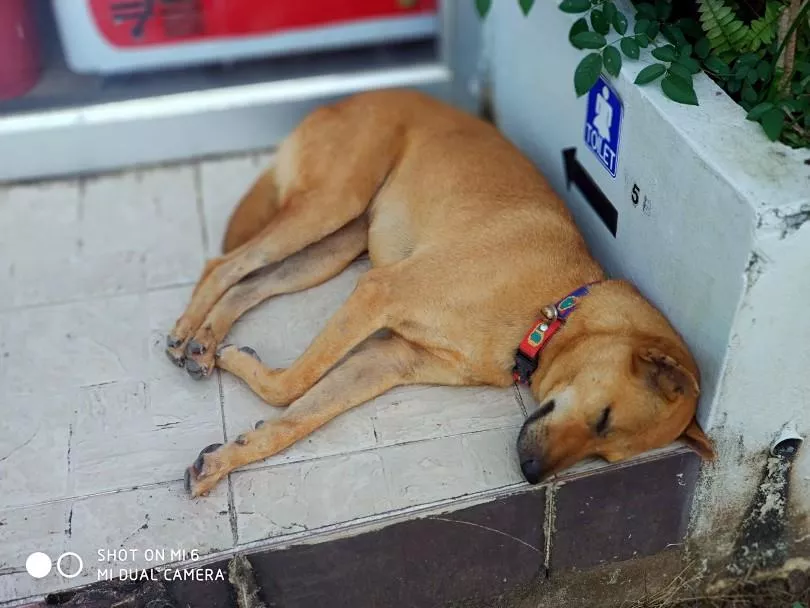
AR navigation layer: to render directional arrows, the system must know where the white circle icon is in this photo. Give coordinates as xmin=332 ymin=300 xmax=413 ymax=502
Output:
xmin=25 ymin=552 xmax=52 ymax=579
xmin=56 ymin=552 xmax=83 ymax=579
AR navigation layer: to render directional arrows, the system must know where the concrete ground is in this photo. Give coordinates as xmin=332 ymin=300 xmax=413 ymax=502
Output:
xmin=0 ymin=151 xmax=529 ymax=605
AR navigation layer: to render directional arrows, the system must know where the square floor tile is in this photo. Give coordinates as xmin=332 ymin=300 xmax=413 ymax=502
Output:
xmin=64 ymin=480 xmax=232 ymax=590
xmin=0 ymin=167 xmax=205 ymax=310
xmin=0 ymin=391 xmax=74 ymax=509
xmin=372 ymin=384 xmax=524 ymax=447
xmin=232 ymin=450 xmax=389 ymax=544
xmin=1 ymin=295 xmax=150 ymax=395
xmin=381 ymin=427 xmax=523 ymax=511
xmin=80 ymin=166 xmax=205 ymax=290
xmin=69 ymin=377 xmax=224 ymax=495
xmin=0 ymin=502 xmax=70 ymax=603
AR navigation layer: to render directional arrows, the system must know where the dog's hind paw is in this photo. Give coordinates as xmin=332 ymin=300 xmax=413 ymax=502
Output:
xmin=184 ymin=443 xmax=225 ymax=498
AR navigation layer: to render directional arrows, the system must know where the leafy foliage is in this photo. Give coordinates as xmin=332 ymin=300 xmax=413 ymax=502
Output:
xmin=478 ymin=0 xmax=810 ymax=148
xmin=697 ymin=0 xmax=754 ymax=55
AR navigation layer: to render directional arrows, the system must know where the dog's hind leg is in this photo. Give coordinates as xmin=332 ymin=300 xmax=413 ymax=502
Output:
xmin=183 ymin=216 xmax=369 ymax=379
xmin=166 ymin=103 xmax=401 ymax=366
xmin=222 ymin=164 xmax=282 ymax=254
xmin=213 ymin=264 xmax=398 ymax=404
xmin=187 ymin=165 xmax=282 ymax=300
xmin=184 ymin=336 xmax=465 ymax=497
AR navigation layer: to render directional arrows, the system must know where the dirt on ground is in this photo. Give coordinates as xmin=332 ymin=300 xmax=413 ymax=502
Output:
xmin=634 ymin=558 xmax=810 ymax=608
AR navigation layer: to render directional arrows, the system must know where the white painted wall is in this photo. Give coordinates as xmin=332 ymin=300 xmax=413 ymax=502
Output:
xmin=485 ymin=0 xmax=810 ymax=557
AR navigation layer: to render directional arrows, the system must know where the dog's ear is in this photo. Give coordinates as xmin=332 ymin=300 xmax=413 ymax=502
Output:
xmin=680 ymin=418 xmax=716 ymax=460
xmin=633 ymin=346 xmax=700 ymax=402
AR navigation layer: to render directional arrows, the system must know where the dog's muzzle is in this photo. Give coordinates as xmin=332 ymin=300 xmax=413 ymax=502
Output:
xmin=520 ymin=458 xmax=544 ymax=484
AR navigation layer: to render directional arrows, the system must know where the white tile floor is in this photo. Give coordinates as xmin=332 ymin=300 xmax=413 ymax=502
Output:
xmin=0 ymin=152 xmax=527 ymax=604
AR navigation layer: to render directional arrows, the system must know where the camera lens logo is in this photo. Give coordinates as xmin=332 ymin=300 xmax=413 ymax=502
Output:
xmin=25 ymin=553 xmax=51 ymax=579
xmin=25 ymin=552 xmax=83 ymax=579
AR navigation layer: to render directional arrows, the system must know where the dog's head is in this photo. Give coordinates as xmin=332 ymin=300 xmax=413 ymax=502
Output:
xmin=517 ymin=333 xmax=714 ymax=484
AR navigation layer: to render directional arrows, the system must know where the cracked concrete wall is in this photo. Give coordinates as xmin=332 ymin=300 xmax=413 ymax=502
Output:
xmin=485 ymin=0 xmax=810 ymax=568
xmin=690 ymin=217 xmax=810 ymax=559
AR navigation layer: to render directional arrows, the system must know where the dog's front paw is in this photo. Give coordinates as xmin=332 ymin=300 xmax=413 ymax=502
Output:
xmin=165 ymin=334 xmax=187 ymax=367
xmin=184 ymin=443 xmax=226 ymax=498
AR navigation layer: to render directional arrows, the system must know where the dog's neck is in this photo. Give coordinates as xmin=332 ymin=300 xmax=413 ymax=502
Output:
xmin=526 ymin=280 xmax=694 ymax=395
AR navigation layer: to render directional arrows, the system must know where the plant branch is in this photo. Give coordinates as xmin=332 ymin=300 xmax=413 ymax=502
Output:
xmin=773 ymin=0 xmax=810 ymax=94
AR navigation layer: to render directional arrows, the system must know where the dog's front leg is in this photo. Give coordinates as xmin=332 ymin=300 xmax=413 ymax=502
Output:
xmin=214 ymin=267 xmax=397 ymax=405
xmin=184 ymin=336 xmax=463 ymax=497
xmin=166 ymin=192 xmax=368 ymax=367
xmin=182 ymin=217 xmax=369 ymax=379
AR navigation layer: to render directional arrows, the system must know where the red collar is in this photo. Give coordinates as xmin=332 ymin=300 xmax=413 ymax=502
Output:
xmin=513 ymin=283 xmax=597 ymax=384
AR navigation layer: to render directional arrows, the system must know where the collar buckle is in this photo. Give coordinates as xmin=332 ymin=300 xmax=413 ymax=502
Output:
xmin=512 ymin=283 xmax=597 ymax=385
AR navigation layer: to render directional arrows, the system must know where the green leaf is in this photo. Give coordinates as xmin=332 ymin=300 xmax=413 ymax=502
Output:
xmin=655 ymin=0 xmax=672 ymax=20
xmin=756 ymin=60 xmax=771 ymax=81
xmin=749 ymin=2 xmax=783 ymax=51
xmin=574 ymin=53 xmax=604 ymax=97
xmin=612 ymin=10 xmax=628 ymax=35
xmin=726 ymin=78 xmax=742 ymax=93
xmin=668 ymin=62 xmax=693 ymax=82
xmin=635 ymin=63 xmax=667 ymax=85
xmin=677 ymin=56 xmax=702 ymax=74
xmin=635 ymin=33 xmax=650 ymax=48
xmin=734 ymin=63 xmax=751 ymax=80
xmin=697 ymin=0 xmax=753 ymax=55
xmin=695 ymin=37 xmax=711 ymax=59
xmin=746 ymin=101 xmax=774 ymax=120
xmin=519 ymin=0 xmax=535 ymax=16
xmin=661 ymin=74 xmax=699 ymax=105
xmin=635 ymin=18 xmax=651 ymax=34
xmin=676 ymin=17 xmax=704 ymax=39
xmin=602 ymin=2 xmax=616 ymax=23
xmin=635 ymin=3 xmax=657 ymax=19
xmin=603 ymin=46 xmax=622 ymax=76
xmin=591 ymin=9 xmax=610 ymax=35
xmin=475 ymin=0 xmax=492 ymax=18
xmin=662 ymin=24 xmax=687 ymax=47
xmin=572 ymin=31 xmax=608 ymax=49
xmin=559 ymin=0 xmax=591 ymax=13
xmin=652 ymin=45 xmax=678 ymax=62
xmin=620 ymin=37 xmax=640 ymax=59
xmin=569 ymin=18 xmax=590 ymax=45
xmin=741 ymin=84 xmax=758 ymax=102
xmin=745 ymin=69 xmax=759 ymax=85
xmin=704 ymin=55 xmax=730 ymax=77
xmin=759 ymin=107 xmax=785 ymax=141
xmin=646 ymin=20 xmax=660 ymax=38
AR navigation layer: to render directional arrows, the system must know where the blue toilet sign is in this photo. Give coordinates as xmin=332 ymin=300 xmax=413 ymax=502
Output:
xmin=584 ymin=76 xmax=623 ymax=178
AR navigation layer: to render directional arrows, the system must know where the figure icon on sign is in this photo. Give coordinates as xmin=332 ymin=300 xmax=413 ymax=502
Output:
xmin=593 ymin=86 xmax=614 ymax=142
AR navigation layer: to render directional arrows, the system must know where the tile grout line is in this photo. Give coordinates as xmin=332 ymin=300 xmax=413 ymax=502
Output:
xmin=0 ymin=422 xmax=523 ymax=514
xmin=1 ymin=434 xmax=691 ymax=514
xmin=217 ymin=367 xmax=240 ymax=547
xmin=192 ymin=163 xmax=210 ymax=257
xmin=0 ymin=279 xmax=198 ymax=315
xmin=543 ymin=482 xmax=557 ymax=578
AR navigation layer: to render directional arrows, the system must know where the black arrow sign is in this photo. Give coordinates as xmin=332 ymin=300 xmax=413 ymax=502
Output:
xmin=562 ymin=147 xmax=618 ymax=237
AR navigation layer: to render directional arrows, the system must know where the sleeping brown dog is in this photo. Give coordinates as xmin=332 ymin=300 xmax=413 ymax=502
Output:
xmin=165 ymin=89 xmax=715 ymax=498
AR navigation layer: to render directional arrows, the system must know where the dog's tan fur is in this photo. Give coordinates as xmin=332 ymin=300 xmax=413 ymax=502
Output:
xmin=166 ymin=90 xmax=715 ymax=497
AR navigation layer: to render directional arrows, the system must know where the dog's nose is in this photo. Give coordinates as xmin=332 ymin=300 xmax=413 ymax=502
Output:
xmin=520 ymin=459 xmax=544 ymax=484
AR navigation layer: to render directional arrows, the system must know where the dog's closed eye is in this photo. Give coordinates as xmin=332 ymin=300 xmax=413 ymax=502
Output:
xmin=595 ymin=406 xmax=611 ymax=436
